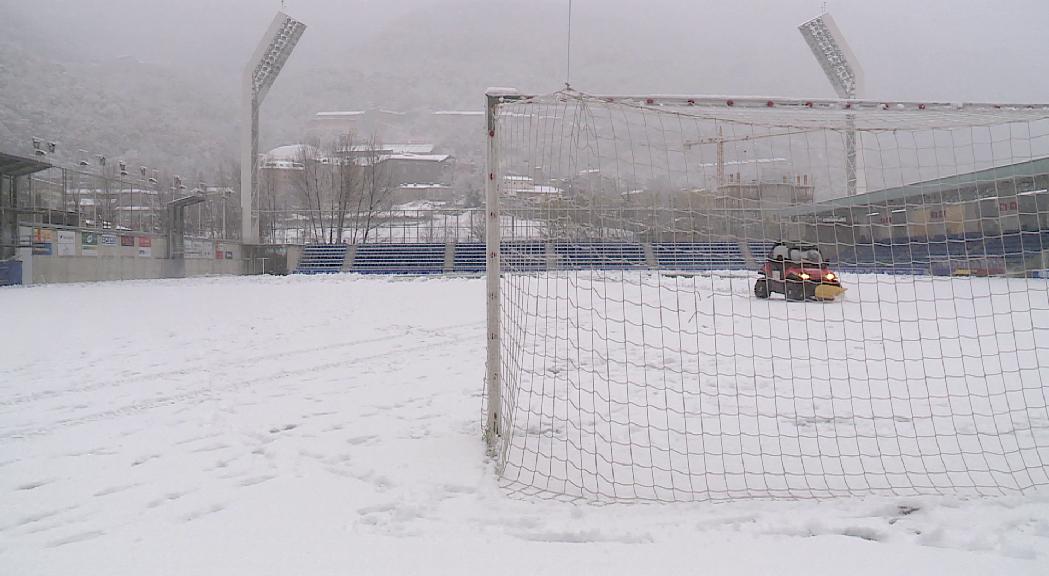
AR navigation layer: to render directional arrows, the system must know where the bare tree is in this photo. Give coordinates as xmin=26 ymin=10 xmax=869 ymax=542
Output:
xmin=95 ymin=163 xmax=118 ymax=229
xmin=293 ymin=141 xmax=326 ymax=243
xmin=353 ymin=134 xmax=393 ymax=244
xmin=326 ymin=133 xmax=360 ymax=244
xmin=264 ymin=132 xmax=395 ymax=245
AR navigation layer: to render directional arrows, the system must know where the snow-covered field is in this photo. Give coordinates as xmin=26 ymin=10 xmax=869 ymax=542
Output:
xmin=2 ymin=274 xmax=1049 ymax=575
xmin=500 ymin=272 xmax=1049 ymax=502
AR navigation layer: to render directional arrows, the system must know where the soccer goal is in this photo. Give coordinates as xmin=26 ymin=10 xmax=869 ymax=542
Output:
xmin=483 ymin=88 xmax=1049 ymax=502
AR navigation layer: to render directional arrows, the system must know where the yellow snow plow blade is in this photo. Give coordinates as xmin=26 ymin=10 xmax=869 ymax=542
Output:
xmin=814 ymin=284 xmax=846 ymax=301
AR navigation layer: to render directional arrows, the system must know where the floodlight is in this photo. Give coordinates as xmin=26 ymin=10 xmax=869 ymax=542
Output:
xmin=798 ymin=12 xmax=864 ymax=99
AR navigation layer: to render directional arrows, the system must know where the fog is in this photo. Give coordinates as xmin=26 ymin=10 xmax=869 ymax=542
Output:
xmin=1 ymin=0 xmax=1047 ymax=172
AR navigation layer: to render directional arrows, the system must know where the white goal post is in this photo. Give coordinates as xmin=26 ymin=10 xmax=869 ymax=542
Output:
xmin=484 ymin=88 xmax=1049 ymax=502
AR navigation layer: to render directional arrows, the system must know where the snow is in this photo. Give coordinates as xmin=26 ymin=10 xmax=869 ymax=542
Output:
xmin=2 ymin=274 xmax=1048 ymax=575
xmin=499 ymin=272 xmax=1049 ymax=502
xmin=314 ymin=111 xmax=366 ymax=117
xmin=432 ymin=110 xmax=484 ymax=117
xmin=382 ymin=153 xmax=450 ymax=162
xmin=264 ymin=144 xmax=321 ymax=162
xmin=390 ymin=200 xmax=447 ymax=211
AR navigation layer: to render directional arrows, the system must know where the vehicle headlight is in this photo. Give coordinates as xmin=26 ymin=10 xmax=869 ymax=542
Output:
xmin=799 ymin=273 xmax=811 ymax=280
xmin=824 ymin=273 xmax=836 ymax=281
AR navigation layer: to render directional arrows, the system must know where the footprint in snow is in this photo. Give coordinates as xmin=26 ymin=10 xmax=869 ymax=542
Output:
xmin=47 ymin=530 xmax=106 ymax=548
xmin=346 ymin=435 xmax=378 ymax=446
xmin=93 ymin=483 xmax=138 ymax=497
xmin=190 ymin=442 xmax=230 ymax=454
xmin=269 ymin=423 xmax=299 ymax=434
xmin=237 ymin=475 xmax=276 ymax=488
xmin=131 ymin=454 xmax=161 ymax=466
xmin=15 ymin=479 xmax=53 ymax=491
xmin=181 ymin=503 xmax=227 ymax=522
xmin=147 ymin=490 xmax=192 ymax=508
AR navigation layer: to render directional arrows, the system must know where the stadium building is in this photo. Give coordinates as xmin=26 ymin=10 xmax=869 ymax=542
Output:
xmin=784 ymin=157 xmax=1049 ymax=274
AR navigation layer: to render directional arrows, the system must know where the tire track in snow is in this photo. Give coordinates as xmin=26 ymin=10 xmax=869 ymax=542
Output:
xmin=0 ymin=327 xmax=480 ymax=442
xmin=0 ymin=321 xmax=483 ymax=409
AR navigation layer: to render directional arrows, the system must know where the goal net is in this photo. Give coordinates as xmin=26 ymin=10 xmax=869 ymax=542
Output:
xmin=483 ymin=88 xmax=1049 ymax=502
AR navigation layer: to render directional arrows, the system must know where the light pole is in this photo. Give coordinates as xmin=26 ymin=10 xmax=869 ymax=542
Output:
xmin=95 ymin=154 xmax=106 ymax=229
xmin=222 ymin=188 xmax=230 ymax=239
xmin=241 ymin=11 xmax=306 ymax=244
xmin=119 ymin=160 xmax=129 ymax=230
xmin=799 ymin=11 xmax=866 ymax=196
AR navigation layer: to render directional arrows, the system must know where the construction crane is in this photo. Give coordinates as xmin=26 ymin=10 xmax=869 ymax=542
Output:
xmin=684 ymin=127 xmax=794 ymax=189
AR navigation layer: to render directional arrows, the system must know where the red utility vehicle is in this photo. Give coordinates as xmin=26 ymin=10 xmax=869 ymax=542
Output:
xmin=754 ymin=242 xmax=845 ymax=301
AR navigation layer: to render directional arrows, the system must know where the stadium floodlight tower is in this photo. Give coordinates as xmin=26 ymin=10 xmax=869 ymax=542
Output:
xmin=799 ymin=11 xmax=866 ymax=196
xmin=241 ymin=12 xmax=306 ymax=244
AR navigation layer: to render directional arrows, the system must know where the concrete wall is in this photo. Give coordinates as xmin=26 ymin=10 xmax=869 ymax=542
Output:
xmin=28 ymin=254 xmax=242 ymax=284
xmin=286 ymin=244 xmax=303 ymax=272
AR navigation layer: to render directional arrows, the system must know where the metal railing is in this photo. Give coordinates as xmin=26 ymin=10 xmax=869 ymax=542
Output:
xmin=256 ymin=207 xmax=784 ymax=245
xmin=22 ymin=165 xmax=238 ymax=241
xmin=258 ymin=208 xmax=488 ymax=245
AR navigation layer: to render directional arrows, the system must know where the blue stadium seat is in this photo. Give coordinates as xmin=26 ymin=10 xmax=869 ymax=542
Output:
xmin=501 ymin=241 xmax=548 ymax=272
xmin=652 ymin=242 xmax=746 ymax=270
xmin=352 ymin=243 xmax=446 ymax=274
xmin=453 ymin=242 xmax=486 ymax=273
xmin=295 ymin=244 xmax=348 ymax=274
xmin=553 ymin=242 xmax=646 ymax=269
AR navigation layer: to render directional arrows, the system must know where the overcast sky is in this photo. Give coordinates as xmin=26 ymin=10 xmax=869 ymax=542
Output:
xmin=3 ymin=0 xmax=1048 ymax=102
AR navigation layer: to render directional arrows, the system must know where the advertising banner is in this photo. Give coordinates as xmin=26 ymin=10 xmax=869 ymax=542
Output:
xmin=33 ymin=228 xmax=54 ymax=255
xmin=137 ymin=236 xmax=152 ymax=258
xmin=101 ymin=233 xmax=118 ymax=247
xmin=121 ymin=235 xmax=135 ymax=247
xmin=186 ymin=239 xmax=210 ymax=258
xmin=81 ymin=231 xmax=99 ymax=256
xmin=56 ymin=230 xmax=76 ymax=256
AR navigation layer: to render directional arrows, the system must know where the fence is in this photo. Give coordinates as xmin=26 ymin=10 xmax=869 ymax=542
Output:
xmin=257 ymin=206 xmax=784 ymax=246
xmin=22 ymin=164 xmax=238 ymax=241
xmin=260 ymin=208 xmax=487 ymax=245
xmin=280 ymin=207 xmax=1049 ymax=278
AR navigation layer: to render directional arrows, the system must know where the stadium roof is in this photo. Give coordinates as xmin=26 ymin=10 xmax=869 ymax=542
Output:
xmin=0 ymin=152 xmax=51 ymax=178
xmin=265 ymin=144 xmax=321 ymax=161
xmin=783 ymin=156 xmax=1049 ymax=216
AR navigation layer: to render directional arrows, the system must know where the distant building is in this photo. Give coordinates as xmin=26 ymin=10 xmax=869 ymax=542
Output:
xmin=781 ymin=157 xmax=1049 ymax=243
xmin=339 ymin=143 xmax=436 ymax=160
xmin=392 ymin=183 xmax=455 ymax=205
xmin=379 ymin=154 xmax=453 ymax=187
xmin=707 ymin=173 xmax=815 ymax=210
xmin=503 ymin=175 xmax=564 ymax=204
xmin=333 ymin=144 xmax=455 ymax=204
